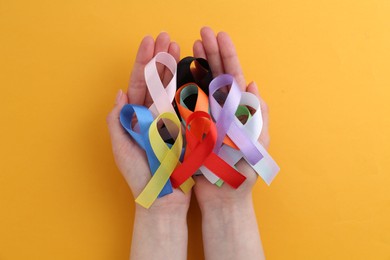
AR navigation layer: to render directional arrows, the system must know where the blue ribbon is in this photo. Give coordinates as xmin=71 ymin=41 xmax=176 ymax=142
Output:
xmin=119 ymin=104 xmax=173 ymax=197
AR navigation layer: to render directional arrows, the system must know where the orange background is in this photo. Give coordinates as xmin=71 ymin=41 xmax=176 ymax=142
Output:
xmin=1 ymin=0 xmax=389 ymax=259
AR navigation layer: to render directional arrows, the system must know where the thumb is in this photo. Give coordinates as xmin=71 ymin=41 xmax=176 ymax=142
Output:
xmin=106 ymin=90 xmax=131 ymax=149
xmin=246 ymin=81 xmax=270 ymax=149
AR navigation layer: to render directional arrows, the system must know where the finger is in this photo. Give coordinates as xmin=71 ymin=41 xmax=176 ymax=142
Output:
xmin=217 ymin=31 xmax=246 ymax=90
xmin=247 ymin=81 xmax=270 ymax=148
xmin=144 ymin=32 xmax=171 ymax=107
xmin=200 ymin=27 xmax=224 ymax=76
xmin=128 ymin=36 xmax=155 ymax=105
xmin=259 ymin=95 xmax=270 ymax=148
xmin=169 ymin=41 xmax=180 ymax=63
xmin=246 ymin=81 xmax=260 ymax=98
xmin=160 ymin=41 xmax=180 ymax=92
xmin=153 ymin=32 xmax=171 ymax=77
xmin=107 ymin=90 xmax=132 ymax=149
xmin=193 ymin=40 xmax=207 ymax=59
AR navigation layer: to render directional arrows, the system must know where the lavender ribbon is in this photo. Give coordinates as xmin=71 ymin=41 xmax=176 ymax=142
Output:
xmin=209 ymin=74 xmax=264 ymax=165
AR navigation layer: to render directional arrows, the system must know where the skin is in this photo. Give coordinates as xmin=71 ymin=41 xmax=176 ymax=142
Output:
xmin=106 ymin=27 xmax=270 ymax=260
xmin=107 ymin=32 xmax=190 ymax=260
xmin=192 ymin=27 xmax=268 ymax=260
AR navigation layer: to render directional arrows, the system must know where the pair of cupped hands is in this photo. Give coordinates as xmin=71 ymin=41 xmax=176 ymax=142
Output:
xmin=107 ymin=27 xmax=270 ymax=214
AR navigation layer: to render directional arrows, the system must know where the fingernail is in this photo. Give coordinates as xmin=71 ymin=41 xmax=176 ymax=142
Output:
xmin=115 ymin=89 xmax=123 ymax=104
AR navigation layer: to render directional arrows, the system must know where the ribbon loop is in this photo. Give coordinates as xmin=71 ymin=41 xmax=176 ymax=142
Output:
xmin=145 ymin=52 xmax=177 ymax=116
xmin=209 ymin=74 xmax=264 ymax=165
xmin=143 ymin=52 xmax=195 ymax=192
xmin=135 ymin=112 xmax=194 ymax=208
xmin=177 ymin=56 xmax=213 ymax=95
xmin=175 ymin=84 xmax=219 ymax=184
xmin=119 ymin=52 xmax=280 ymax=209
xmin=216 ymin=87 xmax=280 ymax=185
xmin=171 ymin=111 xmax=246 ymax=189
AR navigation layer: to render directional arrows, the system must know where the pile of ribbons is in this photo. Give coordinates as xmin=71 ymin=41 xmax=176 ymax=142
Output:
xmin=120 ymin=52 xmax=280 ymax=209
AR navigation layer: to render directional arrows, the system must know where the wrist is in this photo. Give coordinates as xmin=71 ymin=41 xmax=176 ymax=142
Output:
xmin=133 ymin=189 xmax=191 ymax=218
xmin=198 ymin=193 xmax=253 ymax=215
xmin=199 ymin=196 xmax=265 ymax=260
xmin=135 ymin=203 xmax=188 ymax=220
xmin=131 ymin=198 xmax=189 ymax=260
xmin=134 ymin=205 xmax=188 ymax=238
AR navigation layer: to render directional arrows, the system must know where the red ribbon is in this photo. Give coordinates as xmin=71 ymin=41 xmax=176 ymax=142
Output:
xmin=170 ymin=111 xmax=246 ymax=188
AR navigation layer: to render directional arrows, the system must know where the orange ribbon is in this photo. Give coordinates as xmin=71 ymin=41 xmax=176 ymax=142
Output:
xmin=175 ymin=83 xmax=238 ymax=149
xmin=171 ymin=84 xmax=246 ymax=188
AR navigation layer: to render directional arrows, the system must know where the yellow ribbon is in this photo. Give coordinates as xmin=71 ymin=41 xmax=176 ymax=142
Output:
xmin=135 ymin=112 xmax=194 ymax=208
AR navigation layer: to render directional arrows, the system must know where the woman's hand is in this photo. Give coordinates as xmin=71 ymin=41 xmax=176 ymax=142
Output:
xmin=107 ymin=32 xmax=191 ymax=260
xmin=106 ymin=32 xmax=191 ymax=214
xmin=192 ymin=27 xmax=270 ymax=211
xmin=192 ymin=27 xmax=268 ymax=260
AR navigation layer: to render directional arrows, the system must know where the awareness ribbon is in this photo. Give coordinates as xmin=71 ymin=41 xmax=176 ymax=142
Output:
xmin=177 ymin=57 xmax=239 ymax=150
xmin=170 ymin=110 xmax=246 ymax=189
xmin=145 ymin=52 xmax=177 ymax=116
xmin=209 ymin=74 xmax=264 ymax=164
xmin=175 ymin=56 xmax=212 ymax=122
xmin=144 ymin=52 xmax=194 ymax=192
xmin=120 ymin=105 xmax=177 ymax=208
xmin=175 ymin=83 xmax=254 ymax=186
xmin=218 ymin=91 xmax=280 ymax=185
xmin=174 ymin=84 xmax=220 ymax=184
xmin=210 ymin=75 xmax=280 ymax=184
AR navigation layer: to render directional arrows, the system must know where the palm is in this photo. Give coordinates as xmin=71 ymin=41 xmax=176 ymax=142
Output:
xmin=108 ymin=32 xmax=191 ymax=210
xmin=192 ymin=27 xmax=270 ymax=207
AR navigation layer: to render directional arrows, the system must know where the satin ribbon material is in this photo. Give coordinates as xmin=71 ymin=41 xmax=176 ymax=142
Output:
xmin=118 ymin=52 xmax=196 ymax=209
xmin=216 ymin=88 xmax=280 ymax=185
xmin=177 ymin=83 xmax=217 ymax=142
xmin=175 ymin=83 xmax=255 ymax=186
xmin=177 ymin=57 xmax=213 ymax=95
xmin=136 ymin=112 xmax=188 ymax=208
xmin=177 ymin=57 xmax=238 ymax=150
xmin=145 ymin=52 xmax=177 ymax=116
xmin=119 ymin=51 xmax=279 ymax=209
xmin=175 ymin=84 xmax=219 ymax=184
xmin=124 ymin=110 xmax=193 ymax=208
xmin=144 ymin=52 xmax=179 ymax=141
xmin=175 ymin=56 xmax=212 ymax=122
xmin=148 ymin=112 xmax=194 ymax=195
xmin=120 ymin=105 xmax=174 ymax=208
xmin=144 ymin=52 xmax=195 ymax=192
xmin=209 ymin=74 xmax=264 ymax=165
xmin=170 ymin=111 xmax=246 ymax=189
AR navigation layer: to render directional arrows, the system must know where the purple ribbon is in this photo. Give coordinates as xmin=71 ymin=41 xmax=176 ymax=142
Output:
xmin=209 ymin=74 xmax=264 ymax=165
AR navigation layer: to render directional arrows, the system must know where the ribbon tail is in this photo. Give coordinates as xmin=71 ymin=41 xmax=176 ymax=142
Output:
xmin=219 ymin=143 xmax=280 ymax=185
xmin=228 ymin=122 xmax=264 ymax=165
xmin=248 ymin=143 xmax=280 ymax=185
xmin=179 ymin=178 xmax=195 ymax=193
xmin=199 ymin=166 xmax=220 ymax=184
xmin=204 ymin=153 xmax=246 ymax=188
xmin=135 ymin=162 xmax=173 ymax=209
xmin=215 ymin=179 xmax=224 ymax=187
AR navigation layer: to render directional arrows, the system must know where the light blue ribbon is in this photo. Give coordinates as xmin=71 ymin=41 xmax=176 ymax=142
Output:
xmin=119 ymin=104 xmax=173 ymax=197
